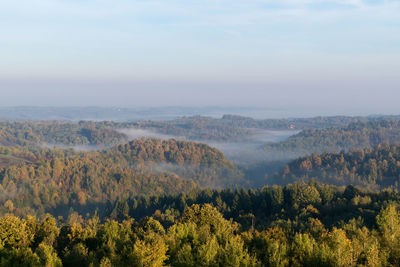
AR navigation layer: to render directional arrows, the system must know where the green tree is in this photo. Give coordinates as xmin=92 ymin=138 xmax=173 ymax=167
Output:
xmin=376 ymin=204 xmax=400 ymax=264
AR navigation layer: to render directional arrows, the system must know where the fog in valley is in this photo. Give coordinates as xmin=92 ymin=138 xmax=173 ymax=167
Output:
xmin=117 ymin=128 xmax=187 ymax=141
xmin=36 ymin=126 xmax=301 ymax=168
xmin=1 ymin=0 xmax=400 ymax=264
xmin=117 ymin=127 xmax=300 ymax=166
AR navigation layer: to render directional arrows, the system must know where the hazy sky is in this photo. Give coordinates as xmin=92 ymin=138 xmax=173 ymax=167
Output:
xmin=0 ymin=0 xmax=399 ymax=114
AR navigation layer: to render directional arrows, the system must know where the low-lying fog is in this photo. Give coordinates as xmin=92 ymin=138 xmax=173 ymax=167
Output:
xmin=117 ymin=128 xmax=187 ymax=141
xmin=117 ymin=128 xmax=300 ymax=165
xmin=118 ymin=128 xmax=297 ymax=144
xmin=41 ymin=127 xmax=301 ymax=187
xmin=248 ymin=129 xmax=298 ymax=143
xmin=42 ymin=127 xmax=300 ymax=168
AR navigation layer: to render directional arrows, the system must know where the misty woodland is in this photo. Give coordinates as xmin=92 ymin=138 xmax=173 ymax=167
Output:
xmin=0 ymin=114 xmax=399 ymax=266
xmin=2 ymin=0 xmax=399 ymax=265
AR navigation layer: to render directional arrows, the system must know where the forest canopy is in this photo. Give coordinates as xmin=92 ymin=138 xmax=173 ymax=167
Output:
xmin=1 ymin=115 xmax=400 ymax=266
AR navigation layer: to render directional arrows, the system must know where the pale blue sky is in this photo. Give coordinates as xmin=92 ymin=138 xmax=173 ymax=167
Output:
xmin=0 ymin=0 xmax=399 ymax=114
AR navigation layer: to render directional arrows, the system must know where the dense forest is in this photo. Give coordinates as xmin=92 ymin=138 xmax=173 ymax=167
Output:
xmin=130 ymin=115 xmax=365 ymax=142
xmin=1 ymin=116 xmax=399 ymax=151
xmin=0 ymin=139 xmax=244 ymax=218
xmin=235 ymin=119 xmax=400 ymax=187
xmin=0 ymin=121 xmax=126 ymax=147
xmin=0 ymin=115 xmax=372 ymax=148
xmin=2 ymin=115 xmax=400 ymax=265
xmin=262 ymin=119 xmax=400 ymax=156
xmin=1 ymin=184 xmax=400 ymax=266
xmin=275 ymin=143 xmax=400 ymax=188
xmin=106 ymin=182 xmax=398 ymax=229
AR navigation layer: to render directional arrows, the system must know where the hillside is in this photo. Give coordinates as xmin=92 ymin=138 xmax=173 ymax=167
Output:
xmin=0 ymin=116 xmax=393 ymax=149
xmin=0 ymin=121 xmax=127 ymax=147
xmin=276 ymin=143 xmax=400 ymax=188
xmin=262 ymin=119 xmax=400 ymax=157
xmin=110 ymin=138 xmax=244 ymax=187
xmin=0 ymin=139 xmax=243 ymax=218
xmin=129 ymin=115 xmax=364 ymax=142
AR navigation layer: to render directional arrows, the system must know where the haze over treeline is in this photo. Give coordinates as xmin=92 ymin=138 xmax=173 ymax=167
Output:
xmin=1 ymin=83 xmax=400 ymax=116
xmin=2 ymin=113 xmax=400 ymax=266
xmin=1 ymin=0 xmax=400 ymax=265
xmin=1 ymin=0 xmax=399 ymax=113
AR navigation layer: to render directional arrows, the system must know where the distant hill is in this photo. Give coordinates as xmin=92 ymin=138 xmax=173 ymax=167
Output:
xmin=0 ymin=121 xmax=127 ymax=147
xmin=276 ymin=143 xmax=400 ymax=188
xmin=0 ymin=115 xmax=398 ymax=148
xmin=0 ymin=106 xmax=276 ymax=121
xmin=130 ymin=114 xmax=366 ymax=142
xmin=262 ymin=119 xmax=400 ymax=157
xmin=111 ymin=138 xmax=244 ymax=187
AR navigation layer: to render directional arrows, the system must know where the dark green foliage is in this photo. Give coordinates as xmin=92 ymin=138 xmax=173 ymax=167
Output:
xmin=106 ymin=183 xmax=400 ymax=233
xmin=0 ymin=199 xmax=399 ymax=266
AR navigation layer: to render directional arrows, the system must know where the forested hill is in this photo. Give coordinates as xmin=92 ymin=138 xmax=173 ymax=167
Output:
xmin=0 ymin=139 xmax=243 ymax=218
xmin=220 ymin=114 xmax=364 ymax=129
xmin=0 ymin=115 xmax=360 ymax=147
xmin=277 ymin=143 xmax=400 ymax=188
xmin=263 ymin=119 xmax=400 ymax=156
xmin=111 ymin=138 xmax=244 ymax=187
xmin=113 ymin=138 xmax=229 ymax=167
xmin=130 ymin=115 xmax=364 ymax=142
xmin=0 ymin=116 xmax=395 ymax=148
xmin=0 ymin=121 xmax=127 ymax=147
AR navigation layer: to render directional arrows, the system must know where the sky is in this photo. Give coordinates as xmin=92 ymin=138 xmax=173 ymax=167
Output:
xmin=0 ymin=0 xmax=399 ymax=115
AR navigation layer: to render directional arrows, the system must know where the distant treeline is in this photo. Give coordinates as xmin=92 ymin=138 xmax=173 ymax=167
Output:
xmin=0 ymin=121 xmax=127 ymax=147
xmin=276 ymin=143 xmax=400 ymax=188
xmin=0 ymin=115 xmax=383 ymax=147
xmin=131 ymin=114 xmax=365 ymax=142
xmin=263 ymin=119 xmax=400 ymax=155
xmin=2 ymin=116 xmax=400 ymax=154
